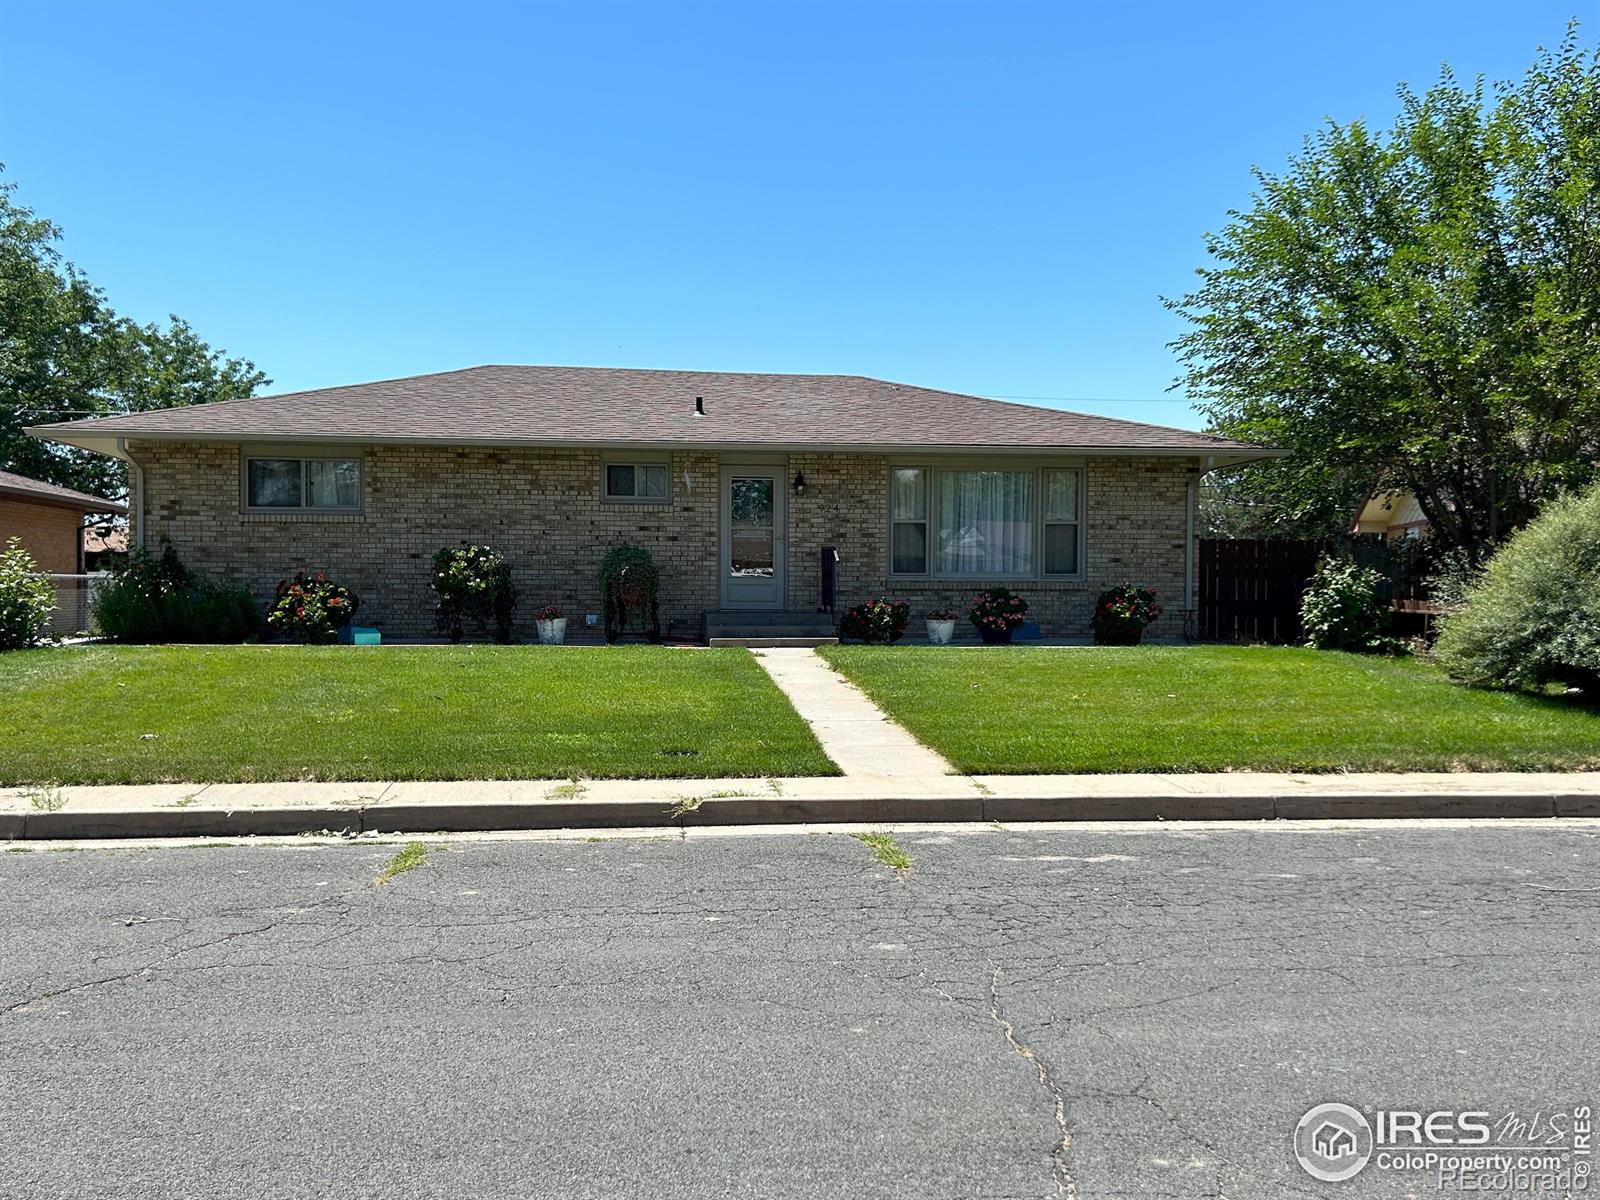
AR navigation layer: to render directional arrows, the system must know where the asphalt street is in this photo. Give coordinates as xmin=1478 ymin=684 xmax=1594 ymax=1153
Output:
xmin=2 ymin=821 xmax=1597 ymax=1199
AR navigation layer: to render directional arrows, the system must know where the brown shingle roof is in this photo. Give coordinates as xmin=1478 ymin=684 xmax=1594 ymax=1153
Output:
xmin=26 ymin=365 xmax=1276 ymax=457
xmin=0 ymin=470 xmax=126 ymax=514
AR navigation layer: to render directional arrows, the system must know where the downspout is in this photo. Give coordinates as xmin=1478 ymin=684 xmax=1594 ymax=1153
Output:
xmin=1184 ymin=463 xmax=1199 ymax=616
xmin=118 ymin=438 xmax=144 ymax=550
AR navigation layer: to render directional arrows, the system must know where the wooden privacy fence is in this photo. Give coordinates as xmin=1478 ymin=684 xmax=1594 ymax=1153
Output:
xmin=1196 ymin=539 xmax=1334 ymax=643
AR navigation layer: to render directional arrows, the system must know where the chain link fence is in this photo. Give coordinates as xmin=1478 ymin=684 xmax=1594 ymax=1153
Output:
xmin=45 ymin=573 xmax=109 ymax=637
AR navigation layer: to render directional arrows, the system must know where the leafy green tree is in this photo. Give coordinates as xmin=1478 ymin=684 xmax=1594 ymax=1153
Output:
xmin=1172 ymin=28 xmax=1600 ymax=563
xmin=0 ymin=168 xmax=266 ymax=499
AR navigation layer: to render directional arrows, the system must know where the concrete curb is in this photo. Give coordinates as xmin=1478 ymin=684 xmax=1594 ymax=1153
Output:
xmin=3 ymin=788 xmax=1596 ymax=840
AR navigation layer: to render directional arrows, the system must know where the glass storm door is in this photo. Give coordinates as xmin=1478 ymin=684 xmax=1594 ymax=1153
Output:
xmin=720 ymin=466 xmax=785 ymax=608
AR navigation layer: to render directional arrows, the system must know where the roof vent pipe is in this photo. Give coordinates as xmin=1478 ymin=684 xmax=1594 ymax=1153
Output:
xmin=694 ymin=396 xmax=705 ymax=416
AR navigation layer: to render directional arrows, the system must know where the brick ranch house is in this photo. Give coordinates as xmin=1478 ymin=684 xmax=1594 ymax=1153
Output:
xmin=28 ymin=365 xmax=1281 ymax=642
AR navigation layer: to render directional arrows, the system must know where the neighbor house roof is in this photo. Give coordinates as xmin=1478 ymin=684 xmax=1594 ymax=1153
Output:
xmin=0 ymin=470 xmax=127 ymax=514
xmin=26 ymin=365 xmax=1283 ymax=463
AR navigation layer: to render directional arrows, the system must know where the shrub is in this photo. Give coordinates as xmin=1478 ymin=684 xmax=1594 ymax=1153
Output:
xmin=1092 ymin=585 xmax=1162 ymax=645
xmin=266 ymin=571 xmax=359 ymax=643
xmin=431 ymin=545 xmax=516 ymax=643
xmin=926 ymin=608 xmax=956 ymax=622
xmin=0 ymin=538 xmax=56 ymax=650
xmin=534 ymin=605 xmax=563 ymax=622
xmin=93 ymin=542 xmax=258 ymax=644
xmin=1435 ymin=482 xmax=1600 ymax=693
xmin=839 ymin=598 xmax=910 ymax=643
xmin=969 ymin=587 xmax=1029 ymax=638
xmin=599 ymin=546 xmax=660 ymax=643
xmin=1300 ymin=555 xmax=1392 ymax=653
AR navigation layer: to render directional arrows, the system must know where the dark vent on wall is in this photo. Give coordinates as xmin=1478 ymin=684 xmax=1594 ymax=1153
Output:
xmin=694 ymin=396 xmax=705 ymax=416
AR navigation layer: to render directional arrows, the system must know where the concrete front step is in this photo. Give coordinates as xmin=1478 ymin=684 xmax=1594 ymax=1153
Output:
xmin=708 ymin=636 xmax=840 ymax=648
xmin=703 ymin=609 xmax=835 ymax=624
xmin=702 ymin=609 xmax=838 ymax=644
xmin=710 ymin=630 xmax=838 ymax=640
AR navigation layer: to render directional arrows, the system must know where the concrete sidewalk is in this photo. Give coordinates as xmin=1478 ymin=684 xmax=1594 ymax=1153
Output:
xmin=751 ymin=647 xmax=964 ymax=789
xmin=3 ymin=771 xmax=1599 ymax=839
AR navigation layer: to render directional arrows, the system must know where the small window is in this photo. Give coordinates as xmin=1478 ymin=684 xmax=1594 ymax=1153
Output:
xmin=246 ymin=456 xmax=361 ymax=511
xmin=1043 ymin=468 xmax=1081 ymax=576
xmin=604 ymin=462 xmax=669 ymax=501
xmin=890 ymin=467 xmax=928 ymax=575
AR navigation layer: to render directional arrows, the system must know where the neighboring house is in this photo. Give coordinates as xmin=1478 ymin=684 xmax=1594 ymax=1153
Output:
xmin=1353 ymin=490 xmax=1430 ymax=540
xmin=0 ymin=469 xmax=127 ymax=573
xmin=81 ymin=523 xmax=129 ymax=572
xmin=28 ymin=365 xmax=1280 ymax=641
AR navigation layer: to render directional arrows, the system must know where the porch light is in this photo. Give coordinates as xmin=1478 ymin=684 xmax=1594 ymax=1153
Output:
xmin=792 ymin=470 xmax=807 ymax=497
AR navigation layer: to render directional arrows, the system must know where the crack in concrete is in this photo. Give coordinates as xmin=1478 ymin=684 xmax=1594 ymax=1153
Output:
xmin=990 ymin=962 xmax=1075 ymax=1198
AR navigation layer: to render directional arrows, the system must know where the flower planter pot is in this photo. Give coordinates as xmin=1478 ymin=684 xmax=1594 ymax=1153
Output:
xmin=536 ymin=617 xmax=568 ymax=645
xmin=926 ymin=618 xmax=956 ymax=645
xmin=978 ymin=626 xmax=1014 ymax=646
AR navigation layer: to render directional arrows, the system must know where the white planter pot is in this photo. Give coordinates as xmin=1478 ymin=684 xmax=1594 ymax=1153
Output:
xmin=536 ymin=618 xmax=568 ymax=645
xmin=926 ymin=618 xmax=956 ymax=645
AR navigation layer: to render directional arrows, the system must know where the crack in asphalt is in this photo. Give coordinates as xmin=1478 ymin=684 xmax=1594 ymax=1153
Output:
xmin=0 ymin=889 xmax=359 ymax=1016
xmin=990 ymin=962 xmax=1075 ymax=1198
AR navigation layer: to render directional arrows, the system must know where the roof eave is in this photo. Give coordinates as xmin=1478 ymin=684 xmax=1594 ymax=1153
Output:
xmin=28 ymin=425 xmax=1285 ymax=464
xmin=0 ymin=482 xmax=127 ymax=515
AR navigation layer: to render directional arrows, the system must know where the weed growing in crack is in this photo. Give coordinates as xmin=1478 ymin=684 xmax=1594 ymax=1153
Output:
xmin=852 ymin=831 xmax=911 ymax=871
xmin=25 ymin=783 xmax=64 ymax=813
xmin=375 ymin=842 xmax=430 ymax=885
xmin=548 ymin=780 xmax=588 ymax=801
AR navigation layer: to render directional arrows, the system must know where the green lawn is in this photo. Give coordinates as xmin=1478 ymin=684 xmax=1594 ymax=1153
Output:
xmin=0 ymin=646 xmax=838 ymax=785
xmin=820 ymin=644 xmax=1600 ymax=774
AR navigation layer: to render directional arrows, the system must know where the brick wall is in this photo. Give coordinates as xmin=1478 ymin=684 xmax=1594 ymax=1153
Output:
xmin=129 ymin=441 xmax=1195 ymax=640
xmin=0 ymin=498 xmax=82 ymax=573
xmin=130 ymin=441 xmax=721 ymax=639
xmin=786 ymin=454 xmax=1194 ymax=638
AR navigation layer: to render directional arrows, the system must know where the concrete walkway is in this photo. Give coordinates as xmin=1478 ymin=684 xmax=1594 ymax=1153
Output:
xmin=750 ymin=647 xmax=964 ymax=788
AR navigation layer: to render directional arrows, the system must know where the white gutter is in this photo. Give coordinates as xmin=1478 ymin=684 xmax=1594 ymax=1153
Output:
xmin=1184 ymin=466 xmax=1198 ymax=618
xmin=116 ymin=437 xmax=143 ymax=550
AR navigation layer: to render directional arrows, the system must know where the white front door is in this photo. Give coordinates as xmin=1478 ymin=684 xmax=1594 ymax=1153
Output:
xmin=719 ymin=465 xmax=786 ymax=608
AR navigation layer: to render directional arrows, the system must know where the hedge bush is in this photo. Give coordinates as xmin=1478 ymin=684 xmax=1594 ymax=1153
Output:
xmin=93 ymin=543 xmax=259 ymax=644
xmin=0 ymin=538 xmax=56 ymax=650
xmin=1435 ymin=482 xmax=1600 ymax=693
xmin=1301 ymin=555 xmax=1392 ymax=653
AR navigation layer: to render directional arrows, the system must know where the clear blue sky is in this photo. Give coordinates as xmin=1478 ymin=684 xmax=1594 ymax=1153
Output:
xmin=3 ymin=0 xmax=1596 ymax=429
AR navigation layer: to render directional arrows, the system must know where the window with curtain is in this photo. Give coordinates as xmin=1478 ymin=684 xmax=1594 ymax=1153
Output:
xmin=936 ymin=469 xmax=1034 ymax=576
xmin=890 ymin=467 xmax=928 ymax=574
xmin=1043 ymin=468 xmax=1081 ymax=576
xmin=888 ymin=464 xmax=1084 ymax=580
xmin=246 ymin=456 xmax=361 ymax=510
